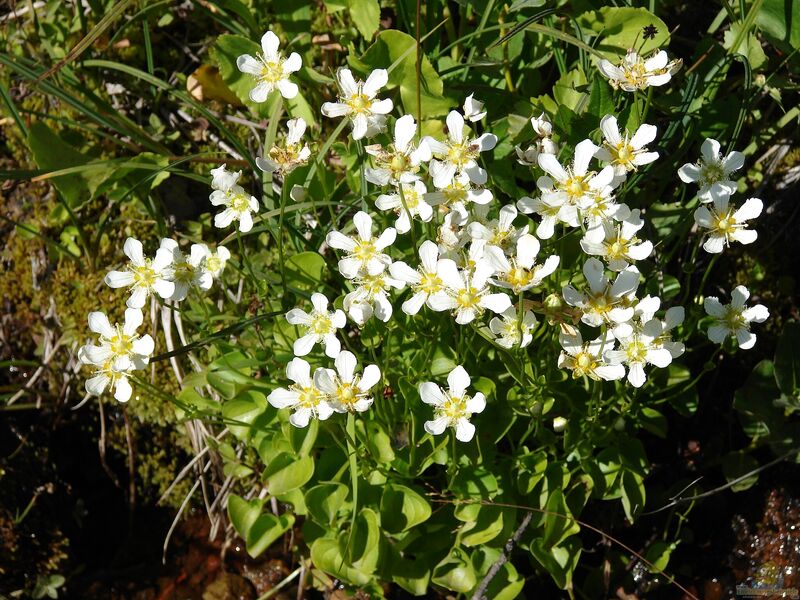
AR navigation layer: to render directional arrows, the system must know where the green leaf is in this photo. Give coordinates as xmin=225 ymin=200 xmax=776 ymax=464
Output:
xmin=346 ymin=507 xmax=382 ymax=574
xmin=620 ymin=470 xmax=646 ymax=521
xmin=472 ymin=547 xmax=524 ymax=600
xmin=306 ymin=482 xmax=350 ymax=526
xmin=774 ymin=321 xmax=800 ymax=396
xmin=586 ymin=75 xmax=614 ymax=119
xmin=644 ymin=541 xmax=675 ymax=573
xmin=351 ymin=30 xmax=453 ymax=118
xmin=348 ymin=0 xmax=380 ymax=40
xmin=222 ymin=390 xmax=268 ymax=441
xmin=723 ymin=23 xmax=768 ymax=70
xmin=380 ymin=484 xmax=432 ymax=533
xmin=284 ymin=251 xmax=327 ymax=292
xmin=460 ymin=505 xmax=506 ymax=547
xmin=639 ymin=407 xmax=668 ymax=438
xmin=553 ymin=67 xmax=588 ymax=112
xmin=432 ymin=550 xmax=477 ymax=593
xmin=227 ymin=495 xmax=294 ymax=558
xmin=530 ymin=537 xmax=582 ymax=589
xmin=388 ymin=545 xmax=432 ymax=595
xmin=722 ymin=451 xmax=760 ymax=492
xmin=734 ymin=360 xmax=784 ymax=440
xmin=27 ymin=122 xmax=115 ymax=209
xmin=542 ymin=489 xmax=580 ymax=547
xmin=756 ymin=0 xmax=800 ymax=50
xmin=576 ymin=7 xmax=670 ymax=59
xmin=310 ymin=538 xmax=372 ymax=586
xmin=264 ymin=452 xmax=315 ymax=495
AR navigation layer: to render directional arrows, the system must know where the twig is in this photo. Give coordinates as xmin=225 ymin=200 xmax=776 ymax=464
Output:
xmin=470 ymin=511 xmax=532 ymax=600
xmin=643 ymin=446 xmax=800 ymax=515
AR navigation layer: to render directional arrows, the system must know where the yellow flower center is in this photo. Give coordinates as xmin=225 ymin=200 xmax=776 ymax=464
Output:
xmin=109 ymin=328 xmax=134 ymax=356
xmin=352 ymin=239 xmax=377 ymax=262
xmin=206 ymin=256 xmax=222 ymax=273
xmin=268 ymin=143 xmax=305 ymax=171
xmin=455 ymin=286 xmax=481 ymax=309
xmin=724 ymin=307 xmax=746 ymax=330
xmin=228 ymin=190 xmax=252 ymax=213
xmin=713 ymin=210 xmax=737 ymax=234
xmin=570 ymin=351 xmax=597 ymax=378
xmin=346 ymin=92 xmax=373 ymax=114
xmin=625 ymin=340 xmax=648 ymax=363
xmin=360 ymin=274 xmax=388 ymax=297
xmin=607 ymin=236 xmax=631 ymax=260
xmin=702 ymin=162 xmax=725 ymax=184
xmin=335 ymin=381 xmax=364 ymax=410
xmin=443 ymin=182 xmax=468 ymax=205
xmin=440 ymin=393 xmax=469 ymax=421
xmin=132 ymin=260 xmax=157 ymax=286
xmin=309 ymin=313 xmax=333 ymax=335
xmin=402 ymin=188 xmax=420 ymax=210
xmin=563 ymin=174 xmax=590 ymax=200
xmin=446 ymin=142 xmax=477 ymax=169
xmin=292 ymin=385 xmax=322 ymax=409
xmin=505 ymin=265 xmax=533 ymax=290
xmin=416 ymin=271 xmax=443 ymax=295
xmin=259 ymin=59 xmax=284 ymax=84
xmin=173 ymin=260 xmax=194 ymax=285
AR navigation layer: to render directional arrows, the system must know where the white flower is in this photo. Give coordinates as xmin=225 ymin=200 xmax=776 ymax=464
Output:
xmin=558 ymin=330 xmax=625 ymax=381
xmin=424 ymin=168 xmax=493 ymax=211
xmin=268 ymin=358 xmax=334 ymax=428
xmin=580 ymin=209 xmax=654 ymax=271
xmin=537 ymin=140 xmax=615 ymax=206
xmin=562 ymin=258 xmax=639 ymax=327
xmin=694 ymin=196 xmax=761 ymax=254
xmin=419 ymin=365 xmax=485 ymax=442
xmin=321 ymin=68 xmax=393 ymax=140
xmin=485 ymin=234 xmax=560 ymax=293
xmin=201 ymin=245 xmax=231 ymax=280
xmin=578 ymin=193 xmax=631 ymax=235
xmin=236 ymin=30 xmax=302 ymax=101
xmin=612 ymin=296 xmax=685 ymax=357
xmin=423 ymin=110 xmax=497 ymax=187
xmin=80 ymin=308 xmax=154 ymax=403
xmin=427 ymin=259 xmax=511 ymax=324
xmin=531 ymin=113 xmax=553 ymax=138
xmin=463 ymin=93 xmax=486 ymax=122
xmin=605 ymin=318 xmax=675 ymax=388
xmin=595 ymin=115 xmax=659 ymax=177
xmin=375 ymin=180 xmax=433 ymax=234
xmin=704 ymin=285 xmax=769 ymax=350
xmin=365 ymin=114 xmax=432 ymax=186
xmin=314 ymin=350 xmax=381 ymax=413
xmin=104 ymin=237 xmax=175 ymax=309
xmin=326 ymin=211 xmax=397 ymax=279
xmin=489 ymin=306 xmax=537 ymax=349
xmin=209 ymin=165 xmax=260 ymax=233
xmin=159 ymin=239 xmax=199 ymax=301
xmin=598 ymin=49 xmax=682 ymax=92
xmin=515 ymin=138 xmax=559 ymax=166
xmin=256 ymin=117 xmax=311 ymax=175
xmin=467 ymin=204 xmax=528 ymax=255
xmin=389 ymin=240 xmax=451 ymax=315
xmin=516 ymin=192 xmax=580 ymax=240
xmin=80 ymin=308 xmax=154 ymax=372
xmin=343 ymin=272 xmax=404 ymax=325
xmin=437 ymin=204 xmax=470 ymax=255
xmin=678 ymin=138 xmax=744 ymax=202
xmin=286 ymin=293 xmax=346 ymax=358
xmin=515 ymin=114 xmax=558 ymax=166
